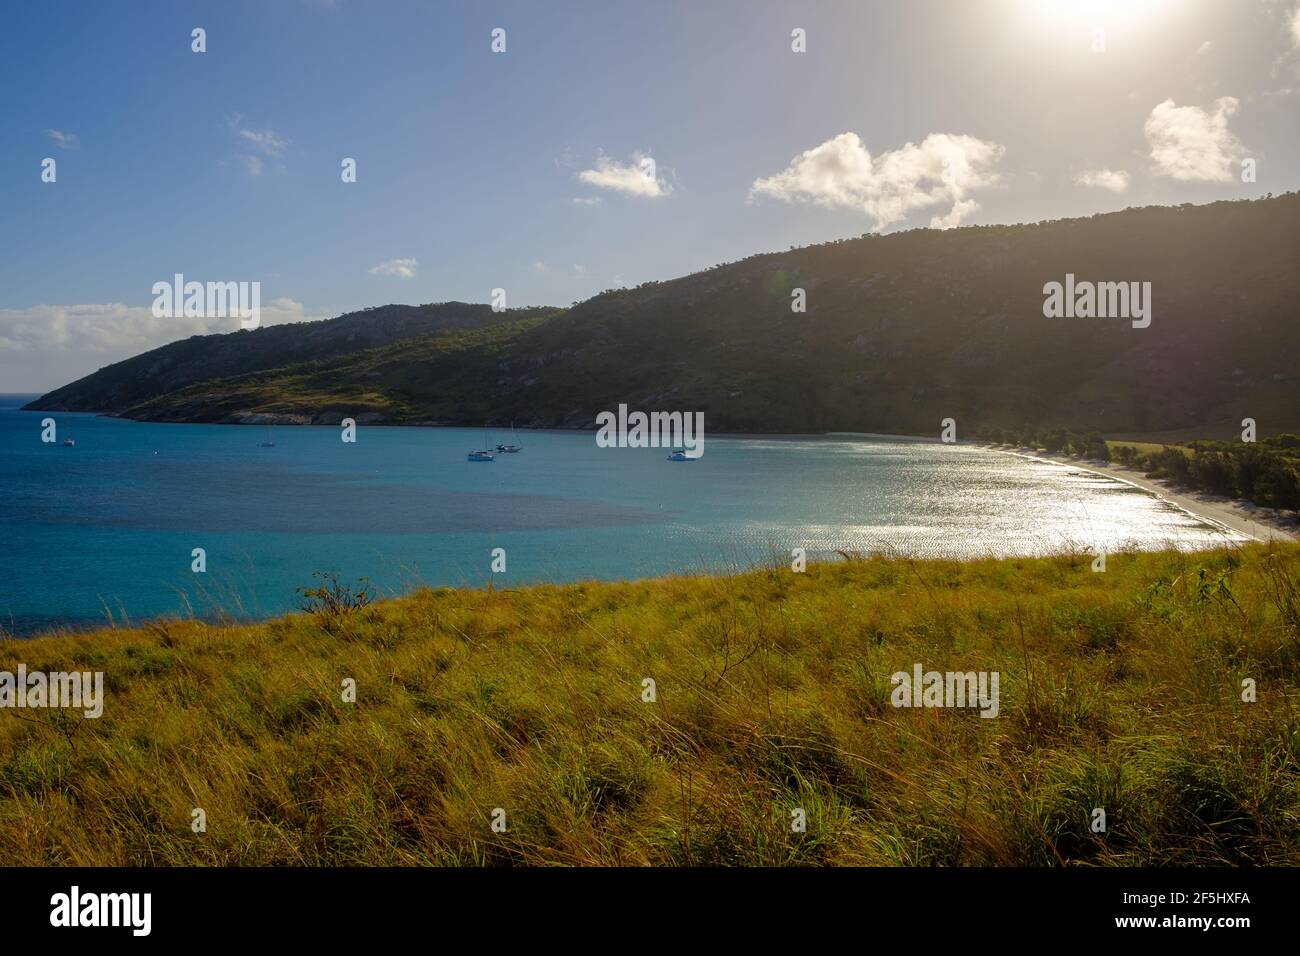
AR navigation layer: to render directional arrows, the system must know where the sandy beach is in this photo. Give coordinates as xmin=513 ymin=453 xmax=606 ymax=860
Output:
xmin=994 ymin=447 xmax=1297 ymax=544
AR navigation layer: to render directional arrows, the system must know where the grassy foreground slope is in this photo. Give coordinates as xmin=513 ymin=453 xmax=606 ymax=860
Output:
xmin=2 ymin=544 xmax=1298 ymax=866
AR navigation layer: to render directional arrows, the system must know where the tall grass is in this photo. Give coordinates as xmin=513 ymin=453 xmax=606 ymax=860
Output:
xmin=1 ymin=544 xmax=1298 ymax=866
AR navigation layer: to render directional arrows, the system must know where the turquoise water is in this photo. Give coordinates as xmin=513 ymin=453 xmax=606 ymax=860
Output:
xmin=0 ymin=395 xmax=1242 ymax=637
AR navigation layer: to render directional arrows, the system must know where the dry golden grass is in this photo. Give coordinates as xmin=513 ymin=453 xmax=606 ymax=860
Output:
xmin=2 ymin=543 xmax=1298 ymax=866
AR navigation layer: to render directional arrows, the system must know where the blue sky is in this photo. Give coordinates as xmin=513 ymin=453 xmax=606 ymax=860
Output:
xmin=2 ymin=0 xmax=1299 ymax=390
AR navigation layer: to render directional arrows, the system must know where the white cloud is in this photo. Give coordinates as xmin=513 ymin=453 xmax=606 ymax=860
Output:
xmin=748 ymin=131 xmax=1005 ymax=231
xmin=929 ymin=199 xmax=981 ymax=230
xmin=0 ymin=299 xmax=324 ymax=356
xmin=223 ymin=117 xmax=288 ymax=175
xmin=45 ymin=129 xmax=80 ymax=150
xmin=1144 ymin=97 xmax=1245 ymax=182
xmin=573 ymin=264 xmax=587 ymax=276
xmin=368 ymin=258 xmax=417 ymax=279
xmin=238 ymin=127 xmax=290 ymax=156
xmin=1196 ymin=40 xmax=1212 ymax=55
xmin=1292 ymin=6 xmax=1300 ymax=48
xmin=577 ymin=151 xmax=671 ymax=198
xmin=572 ymin=196 xmax=603 ymax=206
xmin=1074 ymin=168 xmax=1130 ymax=192
xmin=530 ymin=261 xmax=550 ymax=274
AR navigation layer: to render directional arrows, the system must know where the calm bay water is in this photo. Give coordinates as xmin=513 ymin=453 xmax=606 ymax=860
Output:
xmin=0 ymin=395 xmax=1243 ymax=637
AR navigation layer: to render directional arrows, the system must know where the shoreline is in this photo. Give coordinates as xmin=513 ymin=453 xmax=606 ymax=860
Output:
xmin=992 ymin=446 xmax=1297 ymax=544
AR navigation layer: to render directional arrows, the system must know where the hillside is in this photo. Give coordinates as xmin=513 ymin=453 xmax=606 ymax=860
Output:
xmin=28 ymin=195 xmax=1300 ymax=435
xmin=24 ymin=302 xmax=557 ymax=419
xmin=2 ymin=544 xmax=1298 ymax=865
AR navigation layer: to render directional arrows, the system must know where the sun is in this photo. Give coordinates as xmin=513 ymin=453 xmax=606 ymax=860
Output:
xmin=1021 ymin=0 xmax=1178 ymax=34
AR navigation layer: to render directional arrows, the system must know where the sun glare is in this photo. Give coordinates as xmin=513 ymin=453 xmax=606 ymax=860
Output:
xmin=1021 ymin=0 xmax=1177 ymax=35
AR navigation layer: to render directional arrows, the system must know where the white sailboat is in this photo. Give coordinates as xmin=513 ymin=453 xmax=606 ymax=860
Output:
xmin=469 ymin=426 xmax=495 ymax=461
xmin=496 ymin=422 xmax=522 ymax=453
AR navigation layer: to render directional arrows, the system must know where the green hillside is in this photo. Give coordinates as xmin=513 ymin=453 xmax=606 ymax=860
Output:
xmin=24 ymin=302 xmax=558 ymax=420
xmin=29 ymin=195 xmax=1300 ymax=435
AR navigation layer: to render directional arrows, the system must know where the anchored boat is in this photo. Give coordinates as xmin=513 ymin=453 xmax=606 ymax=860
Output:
xmin=495 ymin=422 xmax=522 ymax=453
xmin=470 ymin=429 xmax=493 ymax=463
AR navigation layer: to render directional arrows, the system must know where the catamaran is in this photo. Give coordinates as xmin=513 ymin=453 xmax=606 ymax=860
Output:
xmin=667 ymin=448 xmax=699 ymax=462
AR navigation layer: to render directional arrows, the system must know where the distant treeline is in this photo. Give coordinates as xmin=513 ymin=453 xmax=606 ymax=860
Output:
xmin=976 ymin=426 xmax=1300 ymax=513
xmin=1114 ymin=438 xmax=1300 ymax=512
xmin=974 ymin=425 xmax=1111 ymax=459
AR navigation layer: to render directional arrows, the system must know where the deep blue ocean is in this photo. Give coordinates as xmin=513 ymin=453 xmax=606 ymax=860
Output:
xmin=0 ymin=394 xmax=1242 ymax=637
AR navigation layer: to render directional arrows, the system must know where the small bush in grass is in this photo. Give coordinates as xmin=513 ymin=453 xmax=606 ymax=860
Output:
xmin=296 ymin=572 xmax=373 ymax=617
